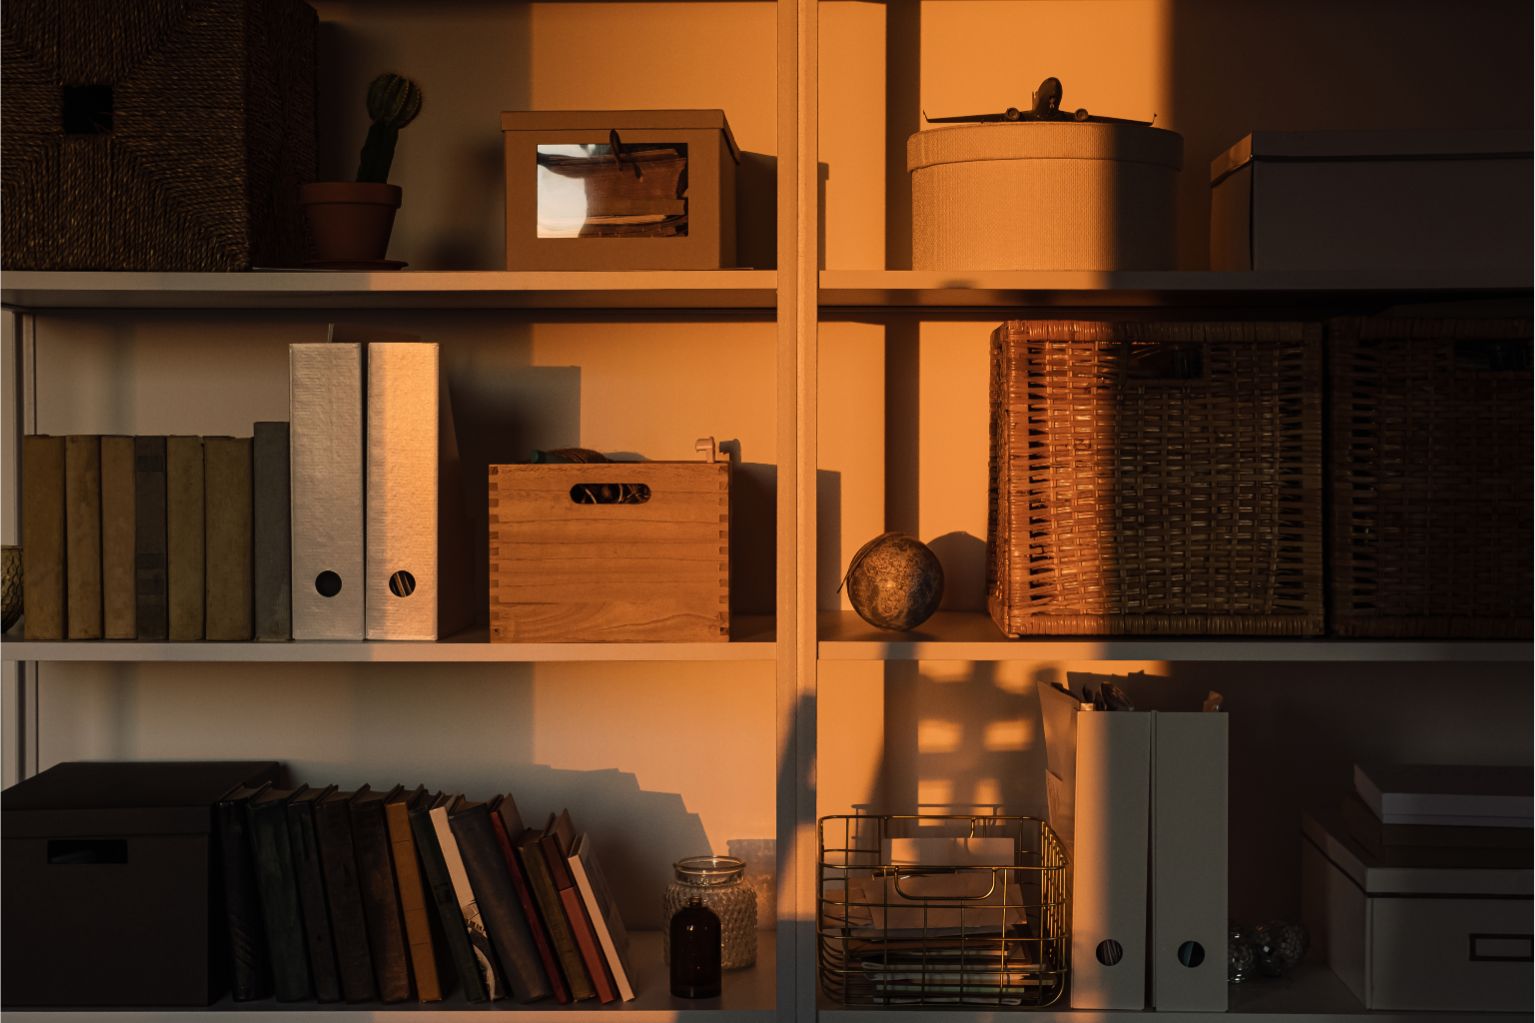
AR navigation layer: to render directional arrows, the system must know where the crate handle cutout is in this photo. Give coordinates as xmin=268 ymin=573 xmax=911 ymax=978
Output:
xmin=1469 ymin=934 xmax=1534 ymax=962
xmin=1125 ymin=341 xmax=1205 ymax=382
xmin=1453 ymin=338 xmax=1532 ymax=372
xmin=48 ymin=838 xmax=127 ymax=865
xmin=568 ymin=482 xmax=652 ymax=505
xmin=388 ymin=570 xmax=416 ymax=597
xmin=315 ymin=570 xmax=343 ymax=597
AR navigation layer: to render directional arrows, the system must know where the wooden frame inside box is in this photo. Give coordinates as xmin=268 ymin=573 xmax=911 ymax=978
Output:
xmin=488 ymin=459 xmax=730 ymax=642
xmin=501 ymin=110 xmax=739 ymax=270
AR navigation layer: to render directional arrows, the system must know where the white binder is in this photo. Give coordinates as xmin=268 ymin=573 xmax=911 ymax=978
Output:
xmin=290 ymin=342 xmax=365 ymax=639
xmin=1150 ymin=712 xmax=1229 ymax=1011
xmin=364 ymin=341 xmax=472 ymax=640
xmin=1037 ymin=683 xmax=1152 ymax=1010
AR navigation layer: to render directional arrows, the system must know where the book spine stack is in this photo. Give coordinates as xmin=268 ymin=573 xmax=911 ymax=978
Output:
xmin=220 ymin=783 xmax=636 ymax=1006
xmin=17 ymin=429 xmax=288 ymax=643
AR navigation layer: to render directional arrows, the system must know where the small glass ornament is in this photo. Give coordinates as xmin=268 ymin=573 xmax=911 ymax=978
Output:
xmin=663 ymin=855 xmax=757 ymax=969
xmin=1227 ymin=922 xmax=1256 ymax=983
xmin=669 ymin=896 xmax=721 ymax=999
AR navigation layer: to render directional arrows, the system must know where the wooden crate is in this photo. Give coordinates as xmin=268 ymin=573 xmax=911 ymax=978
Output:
xmin=489 ymin=462 xmax=729 ymax=642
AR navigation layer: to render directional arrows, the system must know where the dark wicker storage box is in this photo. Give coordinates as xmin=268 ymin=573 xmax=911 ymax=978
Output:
xmin=1328 ymin=317 xmax=1533 ymax=638
xmin=987 ymin=320 xmax=1324 ymax=636
xmin=1 ymin=0 xmax=317 ymax=271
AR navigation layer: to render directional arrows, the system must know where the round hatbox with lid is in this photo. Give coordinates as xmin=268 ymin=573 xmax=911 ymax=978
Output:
xmin=908 ymin=121 xmax=1183 ymax=271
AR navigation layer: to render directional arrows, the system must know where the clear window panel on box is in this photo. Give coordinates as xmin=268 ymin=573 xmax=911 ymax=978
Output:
xmin=536 ymin=142 xmax=689 ymax=238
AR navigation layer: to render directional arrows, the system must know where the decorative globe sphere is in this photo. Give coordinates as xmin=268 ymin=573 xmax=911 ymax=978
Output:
xmin=843 ymin=532 xmax=944 ymax=631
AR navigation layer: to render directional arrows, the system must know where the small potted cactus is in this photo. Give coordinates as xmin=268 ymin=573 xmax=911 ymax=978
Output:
xmin=299 ymin=73 xmax=423 ymax=266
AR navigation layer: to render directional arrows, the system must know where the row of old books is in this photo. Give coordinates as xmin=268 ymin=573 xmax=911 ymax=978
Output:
xmin=18 ymin=339 xmax=472 ymax=643
xmin=225 ymin=783 xmax=634 ymax=1005
xmin=19 ymin=428 xmax=293 ymax=641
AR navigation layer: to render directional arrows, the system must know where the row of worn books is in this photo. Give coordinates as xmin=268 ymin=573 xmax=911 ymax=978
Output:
xmin=224 ymin=783 xmax=634 ymax=1005
xmin=18 ymin=338 xmax=471 ymax=643
xmin=20 ymin=429 xmax=291 ymax=641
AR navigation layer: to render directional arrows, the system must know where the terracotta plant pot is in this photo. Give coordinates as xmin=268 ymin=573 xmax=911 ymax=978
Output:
xmin=299 ymin=181 xmax=402 ymax=263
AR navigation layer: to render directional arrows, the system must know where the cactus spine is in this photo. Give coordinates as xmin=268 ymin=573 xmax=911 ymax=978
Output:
xmin=356 ymin=73 xmax=422 ymax=183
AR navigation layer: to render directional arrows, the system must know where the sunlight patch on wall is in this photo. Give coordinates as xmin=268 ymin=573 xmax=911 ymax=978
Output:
xmin=917 ymin=718 xmax=964 ymax=754
xmin=982 ymin=718 xmax=1030 ymax=752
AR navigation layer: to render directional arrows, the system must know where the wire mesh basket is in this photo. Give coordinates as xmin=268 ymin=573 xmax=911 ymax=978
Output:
xmin=818 ymin=814 xmax=1070 ymax=1008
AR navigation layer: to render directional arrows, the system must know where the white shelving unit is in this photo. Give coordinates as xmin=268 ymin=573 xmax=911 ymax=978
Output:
xmin=3 ymin=1 xmax=1532 ymax=1021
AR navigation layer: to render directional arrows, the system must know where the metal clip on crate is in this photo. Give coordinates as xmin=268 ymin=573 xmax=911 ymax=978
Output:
xmin=818 ymin=814 xmax=1070 ymax=1008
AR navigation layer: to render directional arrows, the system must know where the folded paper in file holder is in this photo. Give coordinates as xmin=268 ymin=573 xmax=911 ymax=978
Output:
xmin=488 ymin=444 xmax=729 ymax=642
xmin=817 ymin=814 xmax=1070 ymax=1007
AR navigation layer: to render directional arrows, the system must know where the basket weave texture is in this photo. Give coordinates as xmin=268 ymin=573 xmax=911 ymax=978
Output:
xmin=1 ymin=0 xmax=316 ymax=271
xmin=1328 ymin=317 xmax=1532 ymax=638
xmin=987 ymin=320 xmax=1324 ymax=636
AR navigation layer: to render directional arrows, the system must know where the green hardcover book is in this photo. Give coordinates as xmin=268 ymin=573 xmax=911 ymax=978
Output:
xmin=204 ymin=436 xmax=253 ymax=640
xmin=64 ymin=435 xmax=102 ymax=639
xmin=166 ymin=436 xmax=204 ymax=640
xmin=100 ymin=436 xmax=137 ymax=639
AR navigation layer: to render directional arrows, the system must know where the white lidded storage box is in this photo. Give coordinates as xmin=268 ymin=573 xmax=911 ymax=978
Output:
xmin=1210 ymin=130 xmax=1534 ymax=272
xmin=908 ymin=122 xmax=1183 ymax=271
xmin=1301 ymin=813 xmax=1533 ymax=1013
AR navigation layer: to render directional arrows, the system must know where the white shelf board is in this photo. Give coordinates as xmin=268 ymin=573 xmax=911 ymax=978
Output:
xmin=818 ymin=963 xmax=1527 ymax=1021
xmin=0 ymin=270 xmax=778 ymax=311
xmin=818 ymin=269 xmax=1534 ymax=308
xmin=0 ymin=618 xmax=776 ymax=663
xmin=818 ymin=612 xmax=1534 ymax=662
xmin=0 ymin=931 xmax=774 ymax=1022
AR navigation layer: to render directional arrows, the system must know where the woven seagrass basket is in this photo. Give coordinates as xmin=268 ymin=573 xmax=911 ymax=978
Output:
xmin=987 ymin=320 xmax=1324 ymax=636
xmin=1 ymin=0 xmax=316 ymax=271
xmin=1328 ymin=317 xmax=1533 ymax=638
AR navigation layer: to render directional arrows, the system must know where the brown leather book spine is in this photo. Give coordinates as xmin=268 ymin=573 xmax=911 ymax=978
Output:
xmin=22 ymin=435 xmax=66 ymax=640
xmin=64 ymin=435 xmax=103 ymax=639
xmin=384 ymin=798 xmax=444 ymax=1002
xmin=166 ymin=436 xmax=205 ymax=640
xmin=204 ymin=436 xmax=253 ymax=640
xmin=100 ymin=436 xmax=137 ymax=639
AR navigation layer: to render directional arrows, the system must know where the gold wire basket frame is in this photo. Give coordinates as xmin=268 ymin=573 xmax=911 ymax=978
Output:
xmin=818 ymin=814 xmax=1070 ymax=1008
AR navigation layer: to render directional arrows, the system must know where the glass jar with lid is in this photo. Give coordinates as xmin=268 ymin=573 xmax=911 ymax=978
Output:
xmin=663 ymin=855 xmax=757 ymax=969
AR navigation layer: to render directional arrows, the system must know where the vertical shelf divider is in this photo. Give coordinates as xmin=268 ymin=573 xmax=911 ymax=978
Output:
xmin=775 ymin=0 xmax=819 ymax=1017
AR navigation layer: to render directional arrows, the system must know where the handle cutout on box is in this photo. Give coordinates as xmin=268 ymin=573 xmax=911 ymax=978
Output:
xmin=1126 ymin=341 xmax=1205 ymax=381
xmin=568 ymin=482 xmax=652 ymax=505
xmin=1095 ymin=939 xmax=1124 ymax=966
xmin=1454 ymin=339 xmax=1532 ymax=372
xmin=388 ymin=570 xmax=416 ymax=598
xmin=1176 ymin=941 xmax=1205 ymax=968
xmin=62 ymin=84 xmax=114 ymax=134
xmin=1469 ymin=933 xmax=1533 ymax=962
xmin=315 ymin=570 xmax=343 ymax=598
xmin=48 ymin=838 xmax=127 ymax=865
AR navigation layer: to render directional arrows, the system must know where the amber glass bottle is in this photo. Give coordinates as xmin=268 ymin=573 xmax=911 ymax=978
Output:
xmin=670 ymin=896 xmax=722 ymax=998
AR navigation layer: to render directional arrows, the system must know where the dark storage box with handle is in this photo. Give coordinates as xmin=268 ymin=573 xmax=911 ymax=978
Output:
xmin=1 ymin=760 xmax=280 ymax=1007
xmin=0 ymin=0 xmax=317 ymax=271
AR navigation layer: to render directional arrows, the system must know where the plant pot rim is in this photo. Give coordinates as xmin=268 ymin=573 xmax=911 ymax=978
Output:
xmin=299 ymin=181 xmax=402 ymax=206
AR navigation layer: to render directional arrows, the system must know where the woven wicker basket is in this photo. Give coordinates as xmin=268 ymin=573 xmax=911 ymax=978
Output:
xmin=987 ymin=320 xmax=1324 ymax=636
xmin=1328 ymin=317 xmax=1533 ymax=638
xmin=1 ymin=0 xmax=316 ymax=271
